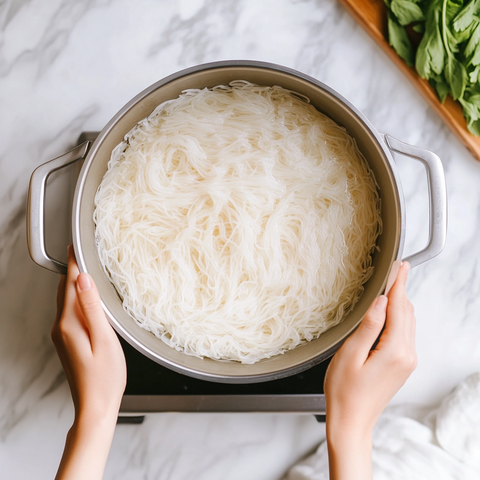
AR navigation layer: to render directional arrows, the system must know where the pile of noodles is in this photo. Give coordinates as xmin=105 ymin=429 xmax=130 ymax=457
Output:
xmin=94 ymin=81 xmax=382 ymax=364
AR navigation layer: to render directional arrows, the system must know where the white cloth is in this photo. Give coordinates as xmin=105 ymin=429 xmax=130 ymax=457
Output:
xmin=436 ymin=372 xmax=480 ymax=468
xmin=283 ymin=373 xmax=480 ymax=480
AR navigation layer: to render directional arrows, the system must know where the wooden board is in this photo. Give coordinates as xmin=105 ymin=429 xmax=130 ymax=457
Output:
xmin=337 ymin=0 xmax=480 ymax=161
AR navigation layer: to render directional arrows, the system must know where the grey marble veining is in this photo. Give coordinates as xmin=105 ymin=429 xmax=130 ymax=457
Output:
xmin=1 ymin=0 xmax=480 ymax=478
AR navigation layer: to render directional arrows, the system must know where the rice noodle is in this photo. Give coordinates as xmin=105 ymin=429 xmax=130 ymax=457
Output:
xmin=94 ymin=81 xmax=382 ymax=364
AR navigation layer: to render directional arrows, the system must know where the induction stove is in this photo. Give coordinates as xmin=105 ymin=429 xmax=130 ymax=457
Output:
xmin=75 ymin=133 xmax=329 ymax=423
xmin=119 ymin=335 xmax=329 ymax=421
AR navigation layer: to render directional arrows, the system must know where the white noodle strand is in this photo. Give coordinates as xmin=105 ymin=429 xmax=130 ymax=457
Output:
xmin=94 ymin=81 xmax=382 ymax=364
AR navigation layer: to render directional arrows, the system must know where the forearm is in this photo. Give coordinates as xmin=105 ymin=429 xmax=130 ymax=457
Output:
xmin=55 ymin=415 xmax=117 ymax=480
xmin=326 ymin=425 xmax=373 ymax=480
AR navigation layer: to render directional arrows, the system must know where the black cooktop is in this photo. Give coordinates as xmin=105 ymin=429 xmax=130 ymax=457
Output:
xmin=120 ymin=336 xmax=330 ymax=420
xmin=122 ymin=336 xmax=331 ymax=396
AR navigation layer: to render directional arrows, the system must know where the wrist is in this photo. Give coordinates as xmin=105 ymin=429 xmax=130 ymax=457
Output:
xmin=326 ymin=415 xmax=373 ymax=452
xmin=326 ymin=420 xmax=373 ymax=480
xmin=326 ymin=427 xmax=372 ymax=453
xmin=74 ymin=397 xmax=121 ymax=427
xmin=73 ymin=409 xmax=118 ymax=437
xmin=57 ymin=415 xmax=117 ymax=480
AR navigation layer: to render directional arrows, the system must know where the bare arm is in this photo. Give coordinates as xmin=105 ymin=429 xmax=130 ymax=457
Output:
xmin=324 ymin=262 xmax=416 ymax=480
xmin=52 ymin=246 xmax=126 ymax=480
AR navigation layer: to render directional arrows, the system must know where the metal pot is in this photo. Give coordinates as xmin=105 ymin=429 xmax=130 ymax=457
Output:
xmin=27 ymin=60 xmax=447 ymax=383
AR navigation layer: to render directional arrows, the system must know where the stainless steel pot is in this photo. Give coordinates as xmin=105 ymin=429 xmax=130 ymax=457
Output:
xmin=27 ymin=60 xmax=447 ymax=383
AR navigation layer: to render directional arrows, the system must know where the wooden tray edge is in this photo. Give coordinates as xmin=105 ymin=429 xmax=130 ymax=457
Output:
xmin=337 ymin=0 xmax=480 ymax=161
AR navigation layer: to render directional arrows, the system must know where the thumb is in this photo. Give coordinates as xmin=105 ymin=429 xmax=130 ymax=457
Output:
xmin=343 ymin=295 xmax=388 ymax=361
xmin=76 ymin=273 xmax=111 ymax=342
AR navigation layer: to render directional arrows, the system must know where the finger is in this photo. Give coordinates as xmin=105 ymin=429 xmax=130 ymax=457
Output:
xmin=378 ymin=264 xmax=416 ymax=354
xmin=383 ymin=262 xmax=413 ymax=342
xmin=387 ymin=261 xmax=410 ymax=300
xmin=384 ymin=260 xmax=402 ymax=295
xmin=66 ymin=244 xmax=80 ymax=290
xmin=76 ymin=272 xmax=113 ymax=347
xmin=60 ymin=245 xmax=81 ymax=322
xmin=59 ymin=245 xmax=81 ymax=320
xmin=56 ymin=245 xmax=92 ymax=348
xmin=341 ymin=295 xmax=388 ymax=362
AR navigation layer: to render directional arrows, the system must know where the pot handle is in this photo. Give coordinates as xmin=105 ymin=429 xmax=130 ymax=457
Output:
xmin=383 ymin=134 xmax=447 ymax=269
xmin=27 ymin=141 xmax=91 ymax=275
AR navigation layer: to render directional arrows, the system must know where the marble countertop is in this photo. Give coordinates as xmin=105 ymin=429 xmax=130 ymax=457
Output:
xmin=1 ymin=0 xmax=480 ymax=478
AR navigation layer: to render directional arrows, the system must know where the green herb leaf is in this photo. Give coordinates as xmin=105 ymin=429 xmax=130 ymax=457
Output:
xmin=460 ymin=98 xmax=480 ymax=121
xmin=469 ymin=64 xmax=480 ymax=81
xmin=391 ymin=0 xmax=425 ymax=25
xmin=445 ymin=0 xmax=464 ymax=53
xmin=453 ymin=16 xmax=478 ymax=43
xmin=446 ymin=0 xmax=464 ymax=18
xmin=430 ymin=76 xmax=451 ymax=102
xmin=416 ymin=5 xmax=444 ymax=78
xmin=467 ymin=93 xmax=480 ymax=106
xmin=386 ymin=0 xmax=480 ymax=135
xmin=431 ymin=21 xmax=446 ymax=73
xmin=416 ymin=33 xmax=432 ymax=77
xmin=467 ymin=118 xmax=480 ymax=134
xmin=466 ymin=81 xmax=480 ymax=94
xmin=453 ymin=0 xmax=480 ymax=31
xmin=461 ymin=95 xmax=480 ymax=133
xmin=413 ymin=23 xmax=426 ymax=33
xmin=469 ymin=40 xmax=480 ymax=64
xmin=388 ymin=14 xmax=415 ymax=65
xmin=465 ymin=20 xmax=480 ymax=58
xmin=445 ymin=55 xmax=468 ymax=98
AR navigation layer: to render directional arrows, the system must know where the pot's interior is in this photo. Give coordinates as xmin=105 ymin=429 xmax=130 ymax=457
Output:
xmin=73 ymin=62 xmax=402 ymax=383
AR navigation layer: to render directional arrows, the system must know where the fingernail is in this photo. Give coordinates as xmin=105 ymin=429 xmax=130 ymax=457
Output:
xmin=403 ymin=261 xmax=411 ymax=271
xmin=376 ymin=295 xmax=388 ymax=310
xmin=77 ymin=273 xmax=92 ymax=291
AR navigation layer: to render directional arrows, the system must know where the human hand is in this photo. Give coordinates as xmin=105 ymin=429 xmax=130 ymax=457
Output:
xmin=52 ymin=245 xmax=126 ymax=480
xmin=324 ymin=261 xmax=416 ymax=479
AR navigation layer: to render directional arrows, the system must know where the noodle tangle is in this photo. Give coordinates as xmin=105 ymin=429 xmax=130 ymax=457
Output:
xmin=94 ymin=81 xmax=382 ymax=364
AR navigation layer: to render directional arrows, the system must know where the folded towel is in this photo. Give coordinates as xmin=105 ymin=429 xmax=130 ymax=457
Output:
xmin=283 ymin=372 xmax=480 ymax=480
xmin=436 ymin=372 xmax=480 ymax=468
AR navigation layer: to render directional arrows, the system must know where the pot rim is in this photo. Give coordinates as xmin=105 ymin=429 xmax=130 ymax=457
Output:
xmin=72 ymin=60 xmax=405 ymax=383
